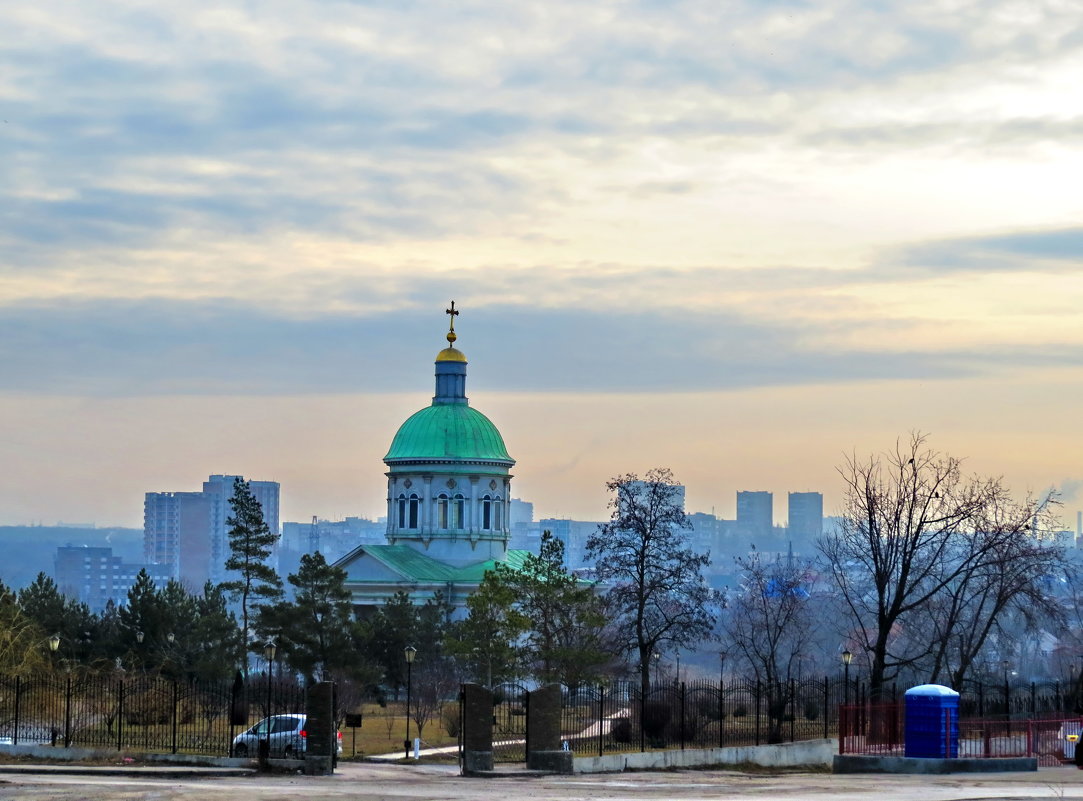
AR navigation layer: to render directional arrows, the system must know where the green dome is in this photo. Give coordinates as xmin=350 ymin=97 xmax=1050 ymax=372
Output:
xmin=385 ymin=404 xmax=514 ymax=463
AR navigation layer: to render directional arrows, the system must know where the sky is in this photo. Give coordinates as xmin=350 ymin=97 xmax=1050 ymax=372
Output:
xmin=2 ymin=0 xmax=1082 ymax=530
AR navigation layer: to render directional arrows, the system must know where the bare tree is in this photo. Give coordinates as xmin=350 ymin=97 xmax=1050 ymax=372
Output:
xmin=410 ymin=658 xmax=459 ymax=742
xmin=585 ymin=468 xmax=715 ymax=699
xmin=721 ymin=552 xmax=819 ymax=743
xmin=820 ymin=433 xmax=1059 ymax=700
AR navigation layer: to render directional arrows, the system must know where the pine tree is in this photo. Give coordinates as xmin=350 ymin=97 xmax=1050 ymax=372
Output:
xmin=218 ymin=477 xmax=282 ymax=665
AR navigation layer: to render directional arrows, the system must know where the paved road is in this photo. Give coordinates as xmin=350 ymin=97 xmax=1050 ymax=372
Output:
xmin=6 ymin=762 xmax=1083 ymax=801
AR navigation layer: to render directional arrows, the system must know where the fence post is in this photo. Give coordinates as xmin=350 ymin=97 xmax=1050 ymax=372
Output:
xmin=13 ymin=676 xmax=20 ymax=746
xmin=679 ymin=682 xmax=686 ymax=750
xmin=719 ymin=676 xmax=725 ymax=748
xmin=598 ymin=684 xmax=604 ymax=758
xmin=823 ymin=676 xmax=829 ymax=740
xmin=790 ymin=679 xmax=796 ymax=742
xmin=639 ymin=682 xmax=645 ymax=753
xmin=754 ymin=680 xmax=761 ymax=746
xmin=117 ymin=679 xmax=124 ymax=751
xmin=978 ymin=681 xmax=984 ymax=718
xmin=63 ymin=675 xmax=72 ymax=748
xmin=171 ymin=680 xmax=179 ymax=754
xmin=1030 ymin=682 xmax=1036 ymax=718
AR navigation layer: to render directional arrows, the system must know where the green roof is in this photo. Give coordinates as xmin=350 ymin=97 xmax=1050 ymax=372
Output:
xmin=384 ymin=404 xmax=513 ymax=463
xmin=360 ymin=545 xmax=531 ymax=582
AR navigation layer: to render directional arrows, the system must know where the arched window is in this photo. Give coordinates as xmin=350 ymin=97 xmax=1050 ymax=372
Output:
xmin=482 ymin=495 xmax=492 ymax=530
xmin=493 ymin=497 xmax=503 ymax=530
xmin=408 ymin=493 xmax=420 ymax=529
xmin=397 ymin=494 xmax=407 ymax=529
xmin=452 ymin=494 xmax=465 ymax=529
xmin=437 ymin=494 xmax=449 ymax=529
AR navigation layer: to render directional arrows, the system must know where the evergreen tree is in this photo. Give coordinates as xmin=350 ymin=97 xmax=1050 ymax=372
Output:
xmin=0 ymin=579 xmax=47 ymax=674
xmin=260 ymin=552 xmax=372 ymax=683
xmin=18 ymin=572 xmax=95 ymax=667
xmin=449 ymin=570 xmax=528 ymax=686
xmin=218 ymin=477 xmax=282 ymax=663
xmin=366 ymin=591 xmax=452 ymax=696
xmin=190 ymin=582 xmax=243 ymax=682
xmin=119 ymin=568 xmax=163 ymax=671
xmin=496 ymin=530 xmax=611 ymax=688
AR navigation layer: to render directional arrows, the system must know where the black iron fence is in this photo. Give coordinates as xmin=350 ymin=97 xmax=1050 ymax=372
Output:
xmin=0 ymin=671 xmax=307 ymax=756
xmin=560 ymin=677 xmax=843 ymax=756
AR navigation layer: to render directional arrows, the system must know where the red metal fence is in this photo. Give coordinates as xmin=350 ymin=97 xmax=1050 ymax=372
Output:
xmin=840 ymin=703 xmax=1083 ymax=766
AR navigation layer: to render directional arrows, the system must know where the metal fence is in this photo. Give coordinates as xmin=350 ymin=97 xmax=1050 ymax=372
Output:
xmin=559 ymin=676 xmax=847 ymax=757
xmin=0 ymin=671 xmax=307 ymax=756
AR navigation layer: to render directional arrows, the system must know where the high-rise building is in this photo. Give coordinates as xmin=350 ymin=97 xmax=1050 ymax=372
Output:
xmin=736 ymin=490 xmax=773 ymax=540
xmin=201 ymin=475 xmax=280 ymax=583
xmin=144 ymin=475 xmax=280 ymax=589
xmin=54 ymin=545 xmax=172 ymax=611
xmin=787 ymin=492 xmax=823 ymax=540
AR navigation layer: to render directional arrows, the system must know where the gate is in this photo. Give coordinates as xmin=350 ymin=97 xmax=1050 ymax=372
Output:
xmin=492 ymin=682 xmax=529 ymax=762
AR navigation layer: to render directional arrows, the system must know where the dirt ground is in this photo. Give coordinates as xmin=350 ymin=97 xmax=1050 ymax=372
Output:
xmin=6 ymin=762 xmax=1083 ymax=801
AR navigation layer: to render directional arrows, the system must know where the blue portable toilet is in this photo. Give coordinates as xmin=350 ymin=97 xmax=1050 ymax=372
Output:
xmin=905 ymin=684 xmax=959 ymax=758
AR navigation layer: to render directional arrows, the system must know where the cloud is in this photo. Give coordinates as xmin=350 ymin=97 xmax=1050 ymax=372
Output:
xmin=892 ymin=228 xmax=1083 ymax=273
xmin=2 ymin=296 xmax=1081 ymax=398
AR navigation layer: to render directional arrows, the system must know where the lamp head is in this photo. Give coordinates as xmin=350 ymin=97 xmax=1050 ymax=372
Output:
xmin=48 ymin=633 xmax=61 ymax=652
xmin=842 ymin=649 xmax=853 ymax=666
xmin=404 ymin=645 xmax=417 ymax=664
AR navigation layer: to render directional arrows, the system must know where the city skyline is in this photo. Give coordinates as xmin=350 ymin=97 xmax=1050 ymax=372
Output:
xmin=2 ymin=2 xmax=1081 ymax=529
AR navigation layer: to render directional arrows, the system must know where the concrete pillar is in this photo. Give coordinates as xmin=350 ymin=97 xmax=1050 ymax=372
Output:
xmin=526 ymin=684 xmax=573 ymax=773
xmin=461 ymin=683 xmax=494 ymax=775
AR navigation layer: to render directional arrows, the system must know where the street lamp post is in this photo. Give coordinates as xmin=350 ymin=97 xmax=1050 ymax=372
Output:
xmin=652 ymin=651 xmax=660 ymax=688
xmin=47 ymin=634 xmax=61 ymax=747
xmin=719 ymin=652 xmax=726 ymax=688
xmin=842 ymin=649 xmax=853 ymax=707
xmin=404 ymin=645 xmax=417 ymax=759
xmin=263 ymin=641 xmax=277 ymax=720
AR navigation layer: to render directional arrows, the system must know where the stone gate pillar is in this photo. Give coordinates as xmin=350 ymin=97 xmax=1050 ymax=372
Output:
xmin=304 ymin=681 xmax=336 ymax=775
xmin=526 ymin=684 xmax=573 ymax=773
xmin=461 ymin=683 xmax=493 ymax=775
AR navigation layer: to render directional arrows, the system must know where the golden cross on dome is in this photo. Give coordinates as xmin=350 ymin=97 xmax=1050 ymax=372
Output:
xmin=445 ymin=300 xmax=459 ymax=332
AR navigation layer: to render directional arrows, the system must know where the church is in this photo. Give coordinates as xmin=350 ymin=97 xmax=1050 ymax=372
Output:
xmin=335 ymin=303 xmax=531 ymax=609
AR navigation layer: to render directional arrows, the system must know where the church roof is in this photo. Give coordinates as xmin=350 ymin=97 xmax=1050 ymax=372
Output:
xmin=384 ymin=403 xmax=514 ymax=464
xmin=340 ymin=544 xmax=531 ymax=582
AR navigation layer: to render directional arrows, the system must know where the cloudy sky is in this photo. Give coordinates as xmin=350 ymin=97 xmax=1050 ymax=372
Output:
xmin=2 ymin=0 xmax=1082 ymax=529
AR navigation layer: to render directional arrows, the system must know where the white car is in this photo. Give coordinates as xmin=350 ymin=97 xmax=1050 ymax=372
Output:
xmin=232 ymin=714 xmax=342 ymax=759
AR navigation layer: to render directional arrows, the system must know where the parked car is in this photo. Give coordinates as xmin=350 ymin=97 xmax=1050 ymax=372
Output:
xmin=231 ymin=714 xmax=342 ymax=759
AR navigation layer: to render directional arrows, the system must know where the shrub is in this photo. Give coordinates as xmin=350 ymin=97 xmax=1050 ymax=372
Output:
xmin=641 ymin=701 xmax=671 ymax=745
xmin=732 ymin=705 xmax=748 ymax=718
xmin=610 ymin=717 xmax=633 ymax=743
xmin=804 ymin=701 xmax=820 ymax=721
xmin=442 ymin=706 xmax=460 ymax=737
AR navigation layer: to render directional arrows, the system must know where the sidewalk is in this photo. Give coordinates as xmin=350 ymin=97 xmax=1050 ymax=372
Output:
xmin=0 ymin=763 xmax=256 ymax=779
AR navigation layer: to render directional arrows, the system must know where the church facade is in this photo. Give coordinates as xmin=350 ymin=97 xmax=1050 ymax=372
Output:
xmin=335 ymin=304 xmax=530 ymax=609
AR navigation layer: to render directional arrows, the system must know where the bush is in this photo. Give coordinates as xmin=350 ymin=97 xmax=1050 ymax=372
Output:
xmin=804 ymin=702 xmax=820 ymax=721
xmin=442 ymin=706 xmax=460 ymax=737
xmin=732 ymin=705 xmax=748 ymax=718
xmin=641 ymin=701 xmax=671 ymax=745
xmin=610 ymin=717 xmax=633 ymax=743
